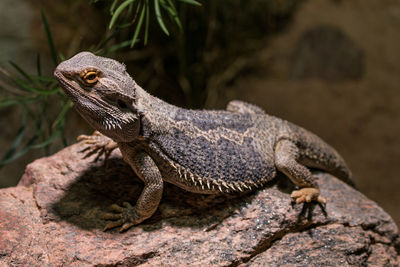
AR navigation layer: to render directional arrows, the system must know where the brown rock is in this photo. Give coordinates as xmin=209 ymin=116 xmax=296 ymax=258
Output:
xmin=290 ymin=24 xmax=365 ymax=81
xmin=0 ymin=143 xmax=399 ymax=266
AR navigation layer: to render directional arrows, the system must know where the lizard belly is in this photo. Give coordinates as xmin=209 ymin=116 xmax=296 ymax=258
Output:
xmin=153 ymin=128 xmax=276 ymax=192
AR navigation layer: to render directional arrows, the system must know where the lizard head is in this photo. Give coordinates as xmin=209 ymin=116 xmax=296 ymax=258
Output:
xmin=54 ymin=51 xmax=140 ymax=142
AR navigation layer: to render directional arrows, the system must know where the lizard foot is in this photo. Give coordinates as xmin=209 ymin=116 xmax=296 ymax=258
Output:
xmin=101 ymin=202 xmax=141 ymax=232
xmin=291 ymin=188 xmax=326 ymax=204
xmin=77 ymin=131 xmax=118 ymax=162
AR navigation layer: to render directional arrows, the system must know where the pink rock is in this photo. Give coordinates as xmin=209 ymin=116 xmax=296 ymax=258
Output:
xmin=0 ymin=143 xmax=399 ymax=266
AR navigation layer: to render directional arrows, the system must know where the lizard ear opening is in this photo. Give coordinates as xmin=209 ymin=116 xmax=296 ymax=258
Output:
xmin=116 ymin=96 xmax=137 ymax=113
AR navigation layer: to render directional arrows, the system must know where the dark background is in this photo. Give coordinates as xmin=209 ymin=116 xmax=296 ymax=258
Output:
xmin=0 ymin=0 xmax=399 ymax=226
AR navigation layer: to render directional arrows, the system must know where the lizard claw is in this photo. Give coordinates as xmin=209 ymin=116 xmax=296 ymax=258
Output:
xmin=101 ymin=202 xmax=140 ymax=232
xmin=291 ymin=188 xmax=326 ymax=204
xmin=119 ymin=222 xmax=135 ymax=232
xmin=103 ymin=220 xmax=125 ymax=232
xmin=77 ymin=131 xmax=118 ymax=162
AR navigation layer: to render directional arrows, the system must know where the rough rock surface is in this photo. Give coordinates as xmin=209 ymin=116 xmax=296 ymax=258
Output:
xmin=0 ymin=143 xmax=399 ymax=266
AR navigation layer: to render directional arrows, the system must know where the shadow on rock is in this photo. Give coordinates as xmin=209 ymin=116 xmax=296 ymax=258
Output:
xmin=50 ymin=155 xmax=293 ymax=232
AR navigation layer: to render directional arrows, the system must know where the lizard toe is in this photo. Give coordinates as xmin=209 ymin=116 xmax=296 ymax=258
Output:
xmin=109 ymin=203 xmax=125 ymax=212
xmin=77 ymin=131 xmax=118 ymax=162
xmin=102 ymin=202 xmax=140 ymax=232
xmin=119 ymin=222 xmax=135 ymax=232
xmin=103 ymin=220 xmax=124 ymax=231
xmin=101 ymin=212 xmax=122 ymax=220
xmin=291 ymin=187 xmax=325 ymax=204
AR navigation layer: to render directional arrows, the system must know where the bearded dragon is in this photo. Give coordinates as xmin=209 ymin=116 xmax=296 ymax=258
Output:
xmin=54 ymin=52 xmax=354 ymax=232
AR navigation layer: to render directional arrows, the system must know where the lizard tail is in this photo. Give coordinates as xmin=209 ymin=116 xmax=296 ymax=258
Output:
xmin=324 ymin=160 xmax=355 ymax=188
xmin=292 ymin=124 xmax=356 ymax=188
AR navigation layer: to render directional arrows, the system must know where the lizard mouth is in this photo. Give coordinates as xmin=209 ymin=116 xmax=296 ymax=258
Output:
xmin=54 ymin=70 xmax=82 ymax=98
xmin=54 ymin=70 xmax=86 ymax=100
xmin=54 ymin=69 xmax=108 ymax=123
xmin=54 ymin=68 xmax=139 ymax=142
xmin=54 ymin=70 xmax=108 ymax=112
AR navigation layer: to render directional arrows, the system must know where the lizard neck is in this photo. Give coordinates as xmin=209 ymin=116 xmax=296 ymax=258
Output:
xmin=135 ymin=85 xmax=179 ymax=138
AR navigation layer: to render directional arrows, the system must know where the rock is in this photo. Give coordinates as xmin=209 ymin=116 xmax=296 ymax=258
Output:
xmin=290 ymin=24 xmax=365 ymax=81
xmin=0 ymin=143 xmax=399 ymax=266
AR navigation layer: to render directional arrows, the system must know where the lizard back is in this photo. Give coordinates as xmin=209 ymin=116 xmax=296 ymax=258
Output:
xmin=147 ymin=108 xmax=278 ymax=191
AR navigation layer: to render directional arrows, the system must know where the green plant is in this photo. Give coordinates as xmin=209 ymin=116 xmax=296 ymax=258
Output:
xmin=108 ymin=0 xmax=200 ymax=47
xmin=0 ymin=11 xmax=69 ymax=168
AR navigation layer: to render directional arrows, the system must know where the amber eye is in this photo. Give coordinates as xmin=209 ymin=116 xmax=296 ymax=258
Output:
xmin=81 ymin=70 xmax=100 ymax=85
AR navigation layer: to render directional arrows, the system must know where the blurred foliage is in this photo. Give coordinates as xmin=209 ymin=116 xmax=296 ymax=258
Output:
xmin=107 ymin=0 xmax=200 ymax=46
xmin=0 ymin=11 xmax=68 ymax=168
xmin=120 ymin=0 xmax=303 ymax=107
xmin=0 ymin=0 xmax=302 ymax=168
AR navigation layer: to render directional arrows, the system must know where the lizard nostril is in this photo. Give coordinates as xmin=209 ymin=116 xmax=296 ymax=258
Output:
xmin=64 ymin=72 xmax=74 ymax=79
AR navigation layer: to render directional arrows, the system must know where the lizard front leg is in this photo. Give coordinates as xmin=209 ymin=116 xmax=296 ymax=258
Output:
xmin=102 ymin=151 xmax=163 ymax=232
xmin=275 ymin=139 xmax=326 ymax=204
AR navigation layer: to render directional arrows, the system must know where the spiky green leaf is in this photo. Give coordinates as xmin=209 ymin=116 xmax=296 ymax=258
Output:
xmin=109 ymin=0 xmax=136 ymax=29
xmin=154 ymin=0 xmax=169 ymax=36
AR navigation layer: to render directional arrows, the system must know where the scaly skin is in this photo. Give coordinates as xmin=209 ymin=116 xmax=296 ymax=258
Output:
xmin=54 ymin=52 xmax=354 ymax=232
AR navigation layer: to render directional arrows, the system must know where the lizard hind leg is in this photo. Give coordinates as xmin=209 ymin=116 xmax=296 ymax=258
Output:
xmin=274 ymin=139 xmax=326 ymax=204
xmin=77 ymin=131 xmax=118 ymax=162
xmin=226 ymin=100 xmax=266 ymax=115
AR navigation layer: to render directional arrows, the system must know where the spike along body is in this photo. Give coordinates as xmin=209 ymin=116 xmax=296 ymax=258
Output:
xmin=54 ymin=52 xmax=354 ymax=231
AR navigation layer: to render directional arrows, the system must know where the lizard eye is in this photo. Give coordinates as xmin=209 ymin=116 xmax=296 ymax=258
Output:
xmin=81 ymin=69 xmax=100 ymax=85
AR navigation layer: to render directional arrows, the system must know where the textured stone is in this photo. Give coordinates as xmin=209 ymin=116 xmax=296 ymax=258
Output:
xmin=0 ymin=143 xmax=399 ymax=266
xmin=290 ymin=24 xmax=365 ymax=81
